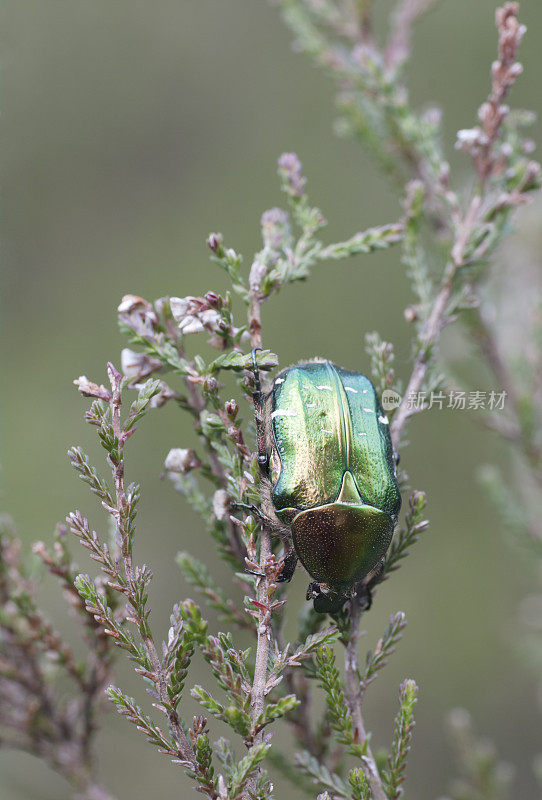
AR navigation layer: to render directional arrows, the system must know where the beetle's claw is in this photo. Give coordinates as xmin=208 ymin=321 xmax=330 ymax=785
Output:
xmin=307 ymin=581 xmax=348 ymax=614
xmin=231 ymin=501 xmax=265 ymax=522
xmin=354 ymin=581 xmax=373 ymax=611
xmin=354 ymin=557 xmax=384 ymax=610
xmin=276 ymin=548 xmax=298 ymax=584
xmin=245 ymin=566 xmax=266 ymax=578
xmin=306 ymin=581 xmax=323 ymax=600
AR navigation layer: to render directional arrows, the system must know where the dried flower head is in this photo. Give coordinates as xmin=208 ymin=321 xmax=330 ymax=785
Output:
xmin=73 ymin=376 xmax=112 ymax=401
xmin=164 ymin=448 xmax=200 ymax=474
xmin=212 ymin=489 xmax=230 ymax=521
xmin=121 ymin=348 xmax=162 ymax=381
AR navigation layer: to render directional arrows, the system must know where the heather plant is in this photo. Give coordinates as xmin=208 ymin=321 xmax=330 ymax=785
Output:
xmin=1 ymin=3 xmax=540 ymax=800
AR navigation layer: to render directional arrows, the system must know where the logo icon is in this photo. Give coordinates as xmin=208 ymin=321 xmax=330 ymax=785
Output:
xmin=381 ymin=389 xmax=401 ymax=412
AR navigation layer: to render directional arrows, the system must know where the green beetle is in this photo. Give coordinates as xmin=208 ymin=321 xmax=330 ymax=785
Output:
xmin=252 ymin=357 xmax=401 ymax=613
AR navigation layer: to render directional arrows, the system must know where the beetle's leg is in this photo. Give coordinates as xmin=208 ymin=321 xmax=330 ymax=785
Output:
xmin=307 ymin=582 xmax=347 ymax=614
xmin=276 ymin=547 xmax=298 ymax=583
xmin=245 ymin=566 xmax=266 ymax=578
xmin=243 ymin=529 xmax=291 ymax=580
xmin=230 ymin=501 xmax=265 ymax=521
xmin=251 ymin=348 xmax=269 ymax=476
xmin=356 ymin=584 xmax=372 ymax=611
xmin=355 ymin=557 xmax=386 ymax=611
xmin=367 ymin=556 xmax=386 ymax=591
xmin=306 ymin=581 xmax=323 ymax=601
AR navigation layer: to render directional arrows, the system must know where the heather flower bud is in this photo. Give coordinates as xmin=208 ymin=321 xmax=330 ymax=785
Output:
xmin=154 ymin=296 xmax=168 ymax=316
xmin=261 ymin=207 xmax=290 ymax=249
xmin=31 ymin=541 xmax=51 ymax=564
xmin=206 ymin=232 xmax=222 ymax=253
xmin=455 ymin=127 xmax=482 ymax=150
xmin=249 ymin=256 xmax=268 ymax=294
xmin=204 ymin=291 xmax=222 ymax=309
xmin=225 ymin=399 xmax=238 ymax=420
xmin=203 ymin=376 xmax=219 ymax=394
xmin=277 ymin=152 xmax=306 ymax=197
xmin=524 ymin=160 xmax=541 ymax=189
xmin=117 ymin=294 xmax=150 ymax=314
xmin=227 ymin=426 xmax=242 ymax=444
xmin=218 ymin=774 xmax=228 ymax=800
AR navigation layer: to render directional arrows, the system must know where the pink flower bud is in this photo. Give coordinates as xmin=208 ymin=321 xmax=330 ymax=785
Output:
xmin=225 ymin=399 xmax=239 ymax=420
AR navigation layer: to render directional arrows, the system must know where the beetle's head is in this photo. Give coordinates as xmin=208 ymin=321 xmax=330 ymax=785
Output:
xmin=307 ymin=581 xmax=350 ymax=614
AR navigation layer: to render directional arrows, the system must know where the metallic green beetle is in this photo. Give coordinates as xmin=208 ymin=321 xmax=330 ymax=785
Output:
xmin=253 ymin=358 xmax=401 ymax=613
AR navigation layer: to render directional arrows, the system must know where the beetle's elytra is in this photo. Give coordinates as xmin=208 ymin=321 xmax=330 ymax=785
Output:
xmin=253 ymin=357 xmax=401 ymax=613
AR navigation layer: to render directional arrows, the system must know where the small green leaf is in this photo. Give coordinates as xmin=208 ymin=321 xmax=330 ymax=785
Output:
xmin=382 ymin=679 xmax=418 ymax=799
xmin=256 ymin=694 xmax=300 ymax=729
xmin=228 ymin=742 xmax=271 ymax=797
xmin=295 ymin=750 xmax=349 ymax=796
xmin=208 ymin=349 xmax=279 ymax=373
xmin=349 ymin=768 xmax=372 ymax=800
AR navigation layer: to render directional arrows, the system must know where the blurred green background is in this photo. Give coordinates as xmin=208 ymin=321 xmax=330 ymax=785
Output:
xmin=2 ymin=1 xmax=542 ymax=798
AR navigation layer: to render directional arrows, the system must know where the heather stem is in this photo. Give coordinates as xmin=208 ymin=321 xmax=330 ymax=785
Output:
xmin=344 ymin=600 xmax=388 ymax=800
xmin=251 ymin=531 xmax=273 ymax=732
xmin=390 ymin=195 xmax=482 ymax=445
xmin=359 ymin=0 xmax=373 ymax=42
xmin=390 ymin=265 xmax=455 ymax=445
xmin=75 ymin=778 xmax=118 ymax=800
xmin=246 ymin=291 xmax=274 ymax=794
xmin=106 ymin=364 xmax=196 ymax=768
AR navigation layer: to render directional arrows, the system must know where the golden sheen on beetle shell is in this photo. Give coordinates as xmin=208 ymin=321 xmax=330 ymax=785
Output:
xmin=253 ymin=358 xmax=401 ymax=614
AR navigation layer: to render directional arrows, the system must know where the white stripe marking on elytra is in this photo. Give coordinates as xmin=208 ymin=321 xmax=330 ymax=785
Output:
xmin=362 ymin=388 xmax=369 ymax=394
xmin=344 ymin=387 xmax=358 ymax=393
xmin=271 ymin=409 xmax=297 ymax=419
xmin=274 ymin=377 xmax=285 ymax=384
xmin=359 ymin=432 xmax=367 ymax=437
xmin=316 ymin=385 xmax=333 ymax=390
xmin=363 ymin=408 xmax=374 ymax=414
xmin=378 ymin=414 xmax=389 ymax=425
